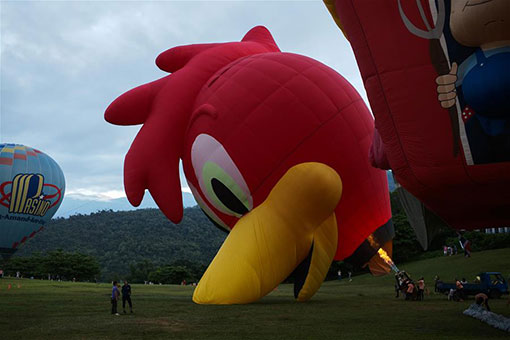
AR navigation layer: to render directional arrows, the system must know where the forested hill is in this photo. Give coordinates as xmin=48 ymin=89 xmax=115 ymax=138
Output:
xmin=16 ymin=207 xmax=227 ymax=280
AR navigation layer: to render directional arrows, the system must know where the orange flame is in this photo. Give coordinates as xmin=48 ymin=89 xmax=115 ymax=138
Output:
xmin=366 ymin=234 xmax=399 ymax=273
xmin=377 ymin=248 xmax=399 ymax=273
xmin=377 ymin=248 xmax=393 ymax=266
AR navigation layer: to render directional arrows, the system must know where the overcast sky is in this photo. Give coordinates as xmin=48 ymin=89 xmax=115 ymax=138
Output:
xmin=0 ymin=0 xmax=367 ymax=208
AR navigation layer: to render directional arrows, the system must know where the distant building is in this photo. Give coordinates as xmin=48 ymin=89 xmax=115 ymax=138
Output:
xmin=483 ymin=227 xmax=510 ymax=234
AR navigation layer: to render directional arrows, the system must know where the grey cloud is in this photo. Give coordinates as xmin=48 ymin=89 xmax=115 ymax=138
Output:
xmin=1 ymin=1 xmax=365 ymax=214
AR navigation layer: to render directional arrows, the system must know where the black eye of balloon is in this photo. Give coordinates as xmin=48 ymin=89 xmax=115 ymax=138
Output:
xmin=211 ymin=178 xmax=249 ymax=216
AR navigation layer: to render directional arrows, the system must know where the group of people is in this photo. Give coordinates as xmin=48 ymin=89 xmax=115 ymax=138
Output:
xmin=111 ymin=280 xmax=133 ymax=315
xmin=395 ymin=271 xmax=426 ymax=301
xmin=441 ymin=277 xmax=469 ymax=302
xmin=443 ymin=245 xmax=458 ymax=256
xmin=337 ymin=270 xmax=352 ymax=282
xmin=443 ymin=237 xmax=472 ymax=258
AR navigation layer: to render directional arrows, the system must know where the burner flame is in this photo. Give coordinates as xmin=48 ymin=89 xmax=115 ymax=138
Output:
xmin=377 ymin=248 xmax=399 ymax=273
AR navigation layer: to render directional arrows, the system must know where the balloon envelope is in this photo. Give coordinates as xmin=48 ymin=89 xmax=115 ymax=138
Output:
xmin=106 ymin=26 xmax=393 ymax=304
xmin=326 ymin=0 xmax=510 ymax=230
xmin=0 ymin=143 xmax=65 ymax=259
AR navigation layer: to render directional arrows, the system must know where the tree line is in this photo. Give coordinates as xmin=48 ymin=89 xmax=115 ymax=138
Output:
xmin=5 ymin=195 xmax=509 ymax=282
xmin=128 ymin=259 xmax=207 ymax=284
xmin=14 ymin=207 xmax=226 ymax=282
xmin=1 ymin=249 xmax=100 ymax=281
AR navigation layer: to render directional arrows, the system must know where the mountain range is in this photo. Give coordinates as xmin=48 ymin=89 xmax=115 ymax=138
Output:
xmin=56 ymin=171 xmax=395 ymax=218
xmin=56 ymin=192 xmax=197 ymax=218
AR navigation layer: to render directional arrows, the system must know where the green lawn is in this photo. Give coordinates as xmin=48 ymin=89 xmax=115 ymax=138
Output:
xmin=1 ymin=248 xmax=509 ymax=339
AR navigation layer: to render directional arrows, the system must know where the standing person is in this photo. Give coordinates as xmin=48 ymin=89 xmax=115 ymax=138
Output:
xmin=448 ymin=288 xmax=456 ymax=301
xmin=395 ymin=276 xmax=402 ymax=298
xmin=455 ymin=278 xmax=464 ymax=301
xmin=417 ymin=277 xmax=425 ymax=301
xmin=348 ymin=271 xmax=352 ymax=282
xmin=464 ymin=240 xmax=472 ymax=257
xmin=475 ymin=293 xmax=490 ymax=311
xmin=434 ymin=275 xmax=441 ymax=293
xmin=405 ymin=281 xmax=415 ymax=301
xmin=337 ymin=269 xmax=342 ymax=281
xmin=111 ymin=281 xmax=120 ymax=315
xmin=122 ymin=280 xmax=133 ymax=314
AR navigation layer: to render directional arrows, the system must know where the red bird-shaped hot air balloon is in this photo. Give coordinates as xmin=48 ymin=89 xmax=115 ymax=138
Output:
xmin=105 ymin=26 xmax=392 ymax=304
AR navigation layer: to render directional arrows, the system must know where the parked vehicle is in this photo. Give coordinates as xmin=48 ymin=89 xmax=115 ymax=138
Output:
xmin=436 ymin=272 xmax=508 ymax=299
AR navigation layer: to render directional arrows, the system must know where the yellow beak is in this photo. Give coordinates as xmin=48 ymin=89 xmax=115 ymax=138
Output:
xmin=193 ymin=162 xmax=342 ymax=304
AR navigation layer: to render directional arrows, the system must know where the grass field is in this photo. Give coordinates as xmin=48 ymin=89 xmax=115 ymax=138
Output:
xmin=1 ymin=248 xmax=509 ymax=339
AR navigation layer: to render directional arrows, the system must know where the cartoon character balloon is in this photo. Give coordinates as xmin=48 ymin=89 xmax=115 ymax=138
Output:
xmin=0 ymin=144 xmax=65 ymax=259
xmin=325 ymin=0 xmax=510 ymax=230
xmin=106 ymin=26 xmax=392 ymax=304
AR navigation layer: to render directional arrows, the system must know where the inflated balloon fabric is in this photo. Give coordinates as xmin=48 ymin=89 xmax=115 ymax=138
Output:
xmin=0 ymin=143 xmax=65 ymax=259
xmin=106 ymin=26 xmax=392 ymax=304
xmin=193 ymin=163 xmax=341 ymax=304
xmin=326 ymin=0 xmax=510 ymax=230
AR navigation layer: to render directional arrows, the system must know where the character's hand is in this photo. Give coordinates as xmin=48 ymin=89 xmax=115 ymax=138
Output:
xmin=436 ymin=62 xmax=458 ymax=109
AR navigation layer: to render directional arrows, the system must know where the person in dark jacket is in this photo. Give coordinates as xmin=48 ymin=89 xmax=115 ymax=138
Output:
xmin=122 ymin=280 xmax=133 ymax=313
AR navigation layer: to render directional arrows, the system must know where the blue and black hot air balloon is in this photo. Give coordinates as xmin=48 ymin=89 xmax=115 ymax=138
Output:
xmin=0 ymin=143 xmax=65 ymax=259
